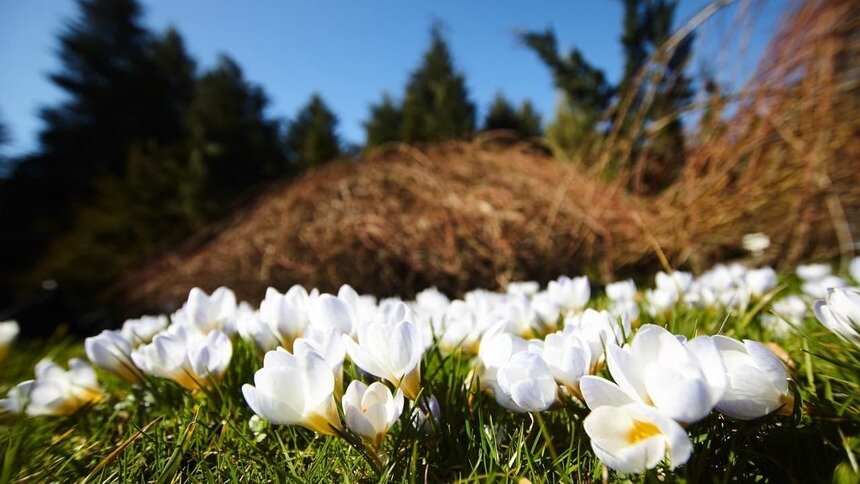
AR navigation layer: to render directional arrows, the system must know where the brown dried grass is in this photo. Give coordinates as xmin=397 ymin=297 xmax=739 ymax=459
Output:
xmin=109 ymin=0 xmax=859 ymax=313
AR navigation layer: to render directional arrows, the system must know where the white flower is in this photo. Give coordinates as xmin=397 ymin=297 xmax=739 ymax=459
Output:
xmin=180 ymin=287 xmax=237 ymax=334
xmin=342 ymin=381 xmax=404 ymax=448
xmin=745 ymin=267 xmax=777 ymax=297
xmin=646 ymin=287 xmax=678 ymax=316
xmin=742 ymin=233 xmax=771 ymax=254
xmin=476 ymin=332 xmax=528 ymax=405
xmin=437 ymin=302 xmax=482 ymax=354
xmin=120 ymin=315 xmax=168 ymax=346
xmin=293 ymin=327 xmax=346 ymax=395
xmin=542 ymin=331 xmax=592 ymax=398
xmin=131 ymin=326 xmax=232 ymax=390
xmin=0 ymin=380 xmax=35 ymax=415
xmin=580 ymin=325 xmax=726 ymax=424
xmin=415 ymin=287 xmax=450 ymax=314
xmin=610 ymin=300 xmax=640 ymax=326
xmin=761 ymin=296 xmax=807 ymax=338
xmin=711 ymin=335 xmax=793 ymax=419
xmin=495 ymin=351 xmax=558 ymax=413
xmin=507 ymin=281 xmax=540 ymax=296
xmin=796 ymin=263 xmax=832 ymax=281
xmin=850 ymin=256 xmax=860 ymax=283
xmin=802 ymin=275 xmax=847 ymax=299
xmin=547 ymin=276 xmax=590 ymax=312
xmin=813 ymin=287 xmax=860 ymax=346
xmin=530 ymin=292 xmax=562 ymax=329
xmin=343 ymin=319 xmax=423 ymax=399
xmin=0 ymin=320 xmax=20 ymax=361
xmin=308 ymin=293 xmax=357 ymax=337
xmin=242 ymin=348 xmax=342 ymax=436
xmin=584 ymin=402 xmax=692 ymax=473
xmin=606 ymin=280 xmax=637 ymax=302
xmin=656 ymin=271 xmax=694 ymax=295
xmin=336 ymin=284 xmax=378 ymax=324
xmin=259 ymin=286 xmax=310 ymax=350
xmin=563 ymin=309 xmax=628 ymax=365
xmin=235 ymin=303 xmax=280 ymax=351
xmin=1 ymin=359 xmax=102 ymax=416
xmin=85 ymin=330 xmax=143 ymax=383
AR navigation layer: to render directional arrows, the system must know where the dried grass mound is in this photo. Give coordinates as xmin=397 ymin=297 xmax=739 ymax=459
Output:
xmin=110 ymin=141 xmax=650 ymax=312
xmin=111 ymin=0 xmax=859 ymax=313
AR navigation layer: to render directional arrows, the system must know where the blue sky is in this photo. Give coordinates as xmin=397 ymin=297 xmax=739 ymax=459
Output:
xmin=0 ymin=0 xmax=787 ymax=157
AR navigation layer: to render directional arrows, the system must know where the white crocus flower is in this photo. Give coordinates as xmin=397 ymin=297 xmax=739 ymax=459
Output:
xmin=761 ymin=295 xmax=807 ymax=338
xmin=293 ymin=327 xmax=346 ymax=395
xmin=85 ymin=330 xmax=143 ymax=384
xmin=813 ymin=287 xmax=860 ymax=346
xmin=542 ymin=331 xmax=592 ymax=399
xmin=308 ymin=293 xmax=357 ymax=337
xmin=711 ymin=335 xmax=794 ymax=419
xmin=606 ymin=280 xmax=637 ymax=302
xmin=3 ymin=359 xmax=102 ymax=416
xmin=259 ymin=286 xmax=310 ymax=350
xmin=507 ymin=281 xmax=540 ymax=297
xmin=0 ymin=320 xmax=20 ymax=361
xmin=656 ymin=271 xmax=694 ymax=295
xmin=242 ymin=348 xmax=342 ymax=436
xmin=0 ymin=380 xmax=35 ymax=415
xmin=181 ymin=287 xmax=237 ymax=334
xmin=547 ymin=276 xmax=590 ymax=313
xmin=337 ymin=284 xmax=378 ymax=324
xmin=796 ymin=263 xmax=832 ymax=281
xmin=343 ymin=318 xmax=423 ymax=399
xmin=120 ymin=315 xmax=168 ymax=346
xmin=342 ymin=381 xmax=404 ymax=448
xmin=584 ymin=402 xmax=692 ymax=473
xmin=131 ymin=326 xmax=232 ymax=390
xmin=530 ymin=292 xmax=562 ymax=329
xmin=850 ymin=256 xmax=860 ymax=283
xmin=235 ymin=303 xmax=280 ymax=351
xmin=745 ymin=267 xmax=777 ymax=298
xmin=475 ymin=332 xmax=528 ymax=406
xmin=438 ymin=302 xmax=482 ymax=354
xmin=563 ymin=309 xmax=628 ymax=367
xmin=742 ymin=232 xmax=771 ymax=254
xmin=495 ymin=351 xmax=558 ymax=413
xmin=580 ymin=325 xmax=726 ymax=424
xmin=645 ymin=287 xmax=678 ymax=316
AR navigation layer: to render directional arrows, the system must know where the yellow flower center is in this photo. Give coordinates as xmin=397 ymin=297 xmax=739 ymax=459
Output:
xmin=626 ymin=419 xmax=661 ymax=444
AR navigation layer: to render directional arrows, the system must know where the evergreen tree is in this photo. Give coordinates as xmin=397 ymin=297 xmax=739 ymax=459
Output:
xmin=400 ymin=25 xmax=476 ymax=142
xmin=483 ymin=93 xmax=542 ymax=138
xmin=0 ymin=0 xmax=184 ymax=307
xmin=186 ymin=55 xmax=286 ymax=208
xmin=520 ymin=29 xmax=613 ymax=117
xmin=364 ymin=93 xmax=403 ymax=147
xmin=617 ymin=0 xmax=694 ymax=192
xmin=285 ymin=94 xmax=341 ymax=169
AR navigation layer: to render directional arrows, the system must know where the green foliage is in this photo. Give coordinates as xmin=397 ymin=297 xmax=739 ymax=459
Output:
xmin=400 ymin=25 xmax=476 ymax=143
xmin=364 ymin=93 xmax=403 ymax=147
xmin=285 ymin=94 xmax=342 ymax=169
xmin=482 ymin=93 xmax=542 ymax=139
